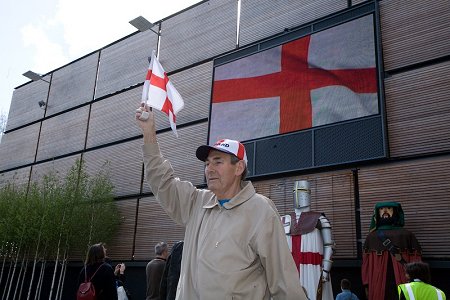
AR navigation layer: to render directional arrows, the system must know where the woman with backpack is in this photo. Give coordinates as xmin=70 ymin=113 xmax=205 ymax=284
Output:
xmin=77 ymin=242 xmax=118 ymax=300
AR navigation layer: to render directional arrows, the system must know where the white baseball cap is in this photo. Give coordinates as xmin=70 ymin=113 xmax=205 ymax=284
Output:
xmin=196 ymin=139 xmax=248 ymax=166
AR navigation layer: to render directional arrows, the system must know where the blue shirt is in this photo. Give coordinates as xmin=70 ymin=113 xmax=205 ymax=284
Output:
xmin=336 ymin=289 xmax=359 ymax=300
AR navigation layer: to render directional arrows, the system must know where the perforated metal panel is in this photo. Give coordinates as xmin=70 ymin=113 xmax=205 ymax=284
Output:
xmin=0 ymin=167 xmax=31 ymax=189
xmin=133 ymin=196 xmax=185 ymax=260
xmin=95 ymin=31 xmax=158 ymax=99
xmin=46 ymin=53 xmax=99 ymax=116
xmin=83 ymin=139 xmax=143 ymax=197
xmin=385 ymin=61 xmax=450 ymax=158
xmin=30 ymin=155 xmax=81 ymax=184
xmin=239 ymin=0 xmax=347 ymax=47
xmin=87 ymin=87 xmax=143 ymax=148
xmin=6 ymin=79 xmax=48 ymax=131
xmin=142 ymin=122 xmax=208 ymax=194
xmin=359 ymin=156 xmax=450 ymax=257
xmin=252 ymin=170 xmax=357 ymax=258
xmin=380 ymin=0 xmax=450 ymax=71
xmin=158 ymin=0 xmax=238 ymax=72
xmin=314 ymin=116 xmax=385 ymax=166
xmin=0 ymin=123 xmax=40 ymax=171
xmin=36 ymin=106 xmax=89 ymax=161
xmin=253 ymin=131 xmax=313 ymax=176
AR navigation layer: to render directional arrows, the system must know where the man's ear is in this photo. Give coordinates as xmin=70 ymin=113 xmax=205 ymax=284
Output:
xmin=235 ymin=160 xmax=245 ymax=176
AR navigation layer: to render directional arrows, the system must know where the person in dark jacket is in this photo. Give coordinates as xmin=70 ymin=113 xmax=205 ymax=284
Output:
xmin=78 ymin=242 xmax=118 ymax=300
xmin=146 ymin=241 xmax=169 ymax=300
xmin=160 ymin=241 xmax=184 ymax=300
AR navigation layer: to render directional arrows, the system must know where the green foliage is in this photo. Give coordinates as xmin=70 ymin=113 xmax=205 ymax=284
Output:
xmin=0 ymin=159 xmax=120 ymax=261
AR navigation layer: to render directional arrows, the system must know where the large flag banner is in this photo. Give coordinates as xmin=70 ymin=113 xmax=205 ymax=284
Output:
xmin=142 ymin=51 xmax=184 ymax=137
xmin=209 ymin=15 xmax=378 ymax=144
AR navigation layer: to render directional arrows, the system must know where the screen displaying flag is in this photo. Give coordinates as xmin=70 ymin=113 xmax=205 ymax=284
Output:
xmin=142 ymin=51 xmax=184 ymax=136
xmin=209 ymin=15 xmax=378 ymax=144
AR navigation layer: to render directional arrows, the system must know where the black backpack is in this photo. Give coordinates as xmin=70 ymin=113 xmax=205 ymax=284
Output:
xmin=77 ymin=263 xmax=104 ymax=300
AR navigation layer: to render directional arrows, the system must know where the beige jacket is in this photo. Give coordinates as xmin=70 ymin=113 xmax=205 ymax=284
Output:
xmin=143 ymin=143 xmax=307 ymax=300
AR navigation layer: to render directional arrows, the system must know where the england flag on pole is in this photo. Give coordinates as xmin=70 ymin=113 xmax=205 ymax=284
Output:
xmin=142 ymin=50 xmax=184 ymax=137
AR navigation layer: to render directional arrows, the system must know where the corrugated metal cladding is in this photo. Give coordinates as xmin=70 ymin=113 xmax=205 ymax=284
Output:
xmin=239 ymin=0 xmax=347 ymax=47
xmin=142 ymin=122 xmax=209 ymax=195
xmin=134 ymin=196 xmax=185 ymax=260
xmin=6 ymin=79 xmax=48 ymax=131
xmin=30 ymin=155 xmax=81 ymax=184
xmin=252 ymin=170 xmax=357 ymax=258
xmin=0 ymin=166 xmax=31 ymax=189
xmin=358 ymin=155 xmax=450 ymax=258
xmin=95 ymin=30 xmax=158 ymax=99
xmin=0 ymin=123 xmax=40 ymax=171
xmin=87 ymin=87 xmax=143 ymax=149
xmin=385 ymin=61 xmax=450 ymax=158
xmin=380 ymin=0 xmax=450 ymax=71
xmin=46 ymin=53 xmax=99 ymax=117
xmin=36 ymin=106 xmax=90 ymax=162
xmin=104 ymin=198 xmax=138 ymax=260
xmin=83 ymin=139 xmax=143 ymax=197
xmin=158 ymin=0 xmax=237 ymax=73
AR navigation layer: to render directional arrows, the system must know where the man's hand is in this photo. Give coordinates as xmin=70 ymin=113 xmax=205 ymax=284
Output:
xmin=321 ymin=270 xmax=330 ymax=282
xmin=135 ymin=103 xmax=157 ymax=144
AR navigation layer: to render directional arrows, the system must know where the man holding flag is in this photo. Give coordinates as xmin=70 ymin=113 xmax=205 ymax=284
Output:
xmin=135 ymin=54 xmax=306 ymax=299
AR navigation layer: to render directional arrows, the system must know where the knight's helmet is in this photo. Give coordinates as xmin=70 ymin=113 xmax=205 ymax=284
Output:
xmin=293 ymin=180 xmax=310 ymax=209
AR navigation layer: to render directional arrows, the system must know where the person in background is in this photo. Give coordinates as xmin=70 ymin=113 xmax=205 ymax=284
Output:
xmin=146 ymin=241 xmax=169 ymax=300
xmin=160 ymin=241 xmax=184 ymax=300
xmin=78 ymin=242 xmax=118 ymax=300
xmin=135 ymin=104 xmax=307 ymax=300
xmin=398 ymin=261 xmax=446 ymax=300
xmin=335 ymin=278 xmax=359 ymax=300
xmin=115 ymin=263 xmax=129 ymax=300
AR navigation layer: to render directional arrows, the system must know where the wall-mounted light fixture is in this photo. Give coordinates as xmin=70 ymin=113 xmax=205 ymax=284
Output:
xmin=23 ymin=71 xmax=50 ymax=83
xmin=129 ymin=16 xmax=160 ymax=36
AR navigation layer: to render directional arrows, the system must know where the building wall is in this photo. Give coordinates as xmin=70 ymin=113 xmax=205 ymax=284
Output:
xmin=1 ymin=0 xmax=450 ymax=298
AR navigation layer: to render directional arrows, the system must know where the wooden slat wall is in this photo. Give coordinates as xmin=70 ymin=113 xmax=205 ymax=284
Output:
xmin=380 ymin=0 xmax=450 ymax=71
xmin=133 ymin=196 xmax=185 ymax=260
xmin=239 ymin=0 xmax=347 ymax=47
xmin=385 ymin=61 xmax=450 ymax=158
xmin=159 ymin=0 xmax=237 ymax=73
xmin=253 ymin=170 xmax=357 ymax=259
xmin=105 ymin=198 xmax=138 ymax=260
xmin=83 ymin=139 xmax=143 ymax=197
xmin=358 ymin=155 xmax=450 ymax=257
xmin=166 ymin=61 xmax=212 ymax=125
xmin=0 ymin=167 xmax=31 ymax=189
xmin=352 ymin=0 xmax=369 ymax=5
xmin=36 ymin=106 xmax=89 ymax=161
xmin=30 ymin=155 xmax=81 ymax=183
xmin=0 ymin=123 xmax=40 ymax=171
xmin=6 ymin=79 xmax=48 ymax=131
xmin=46 ymin=53 xmax=99 ymax=116
xmin=87 ymin=87 xmax=143 ymax=148
xmin=95 ymin=30 xmax=158 ymax=99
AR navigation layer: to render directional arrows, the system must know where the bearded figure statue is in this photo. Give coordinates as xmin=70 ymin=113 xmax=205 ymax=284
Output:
xmin=362 ymin=201 xmax=422 ymax=300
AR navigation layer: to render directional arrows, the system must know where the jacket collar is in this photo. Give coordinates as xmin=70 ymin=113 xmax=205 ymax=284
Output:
xmin=203 ymin=181 xmax=254 ymax=210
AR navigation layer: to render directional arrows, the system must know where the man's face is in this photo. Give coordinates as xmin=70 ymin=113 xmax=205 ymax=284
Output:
xmin=379 ymin=207 xmax=394 ymax=219
xmin=205 ymin=150 xmax=242 ymax=198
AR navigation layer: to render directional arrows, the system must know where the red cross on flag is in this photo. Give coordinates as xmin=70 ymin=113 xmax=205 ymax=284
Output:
xmin=209 ymin=15 xmax=378 ymax=144
xmin=142 ymin=51 xmax=184 ymax=137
